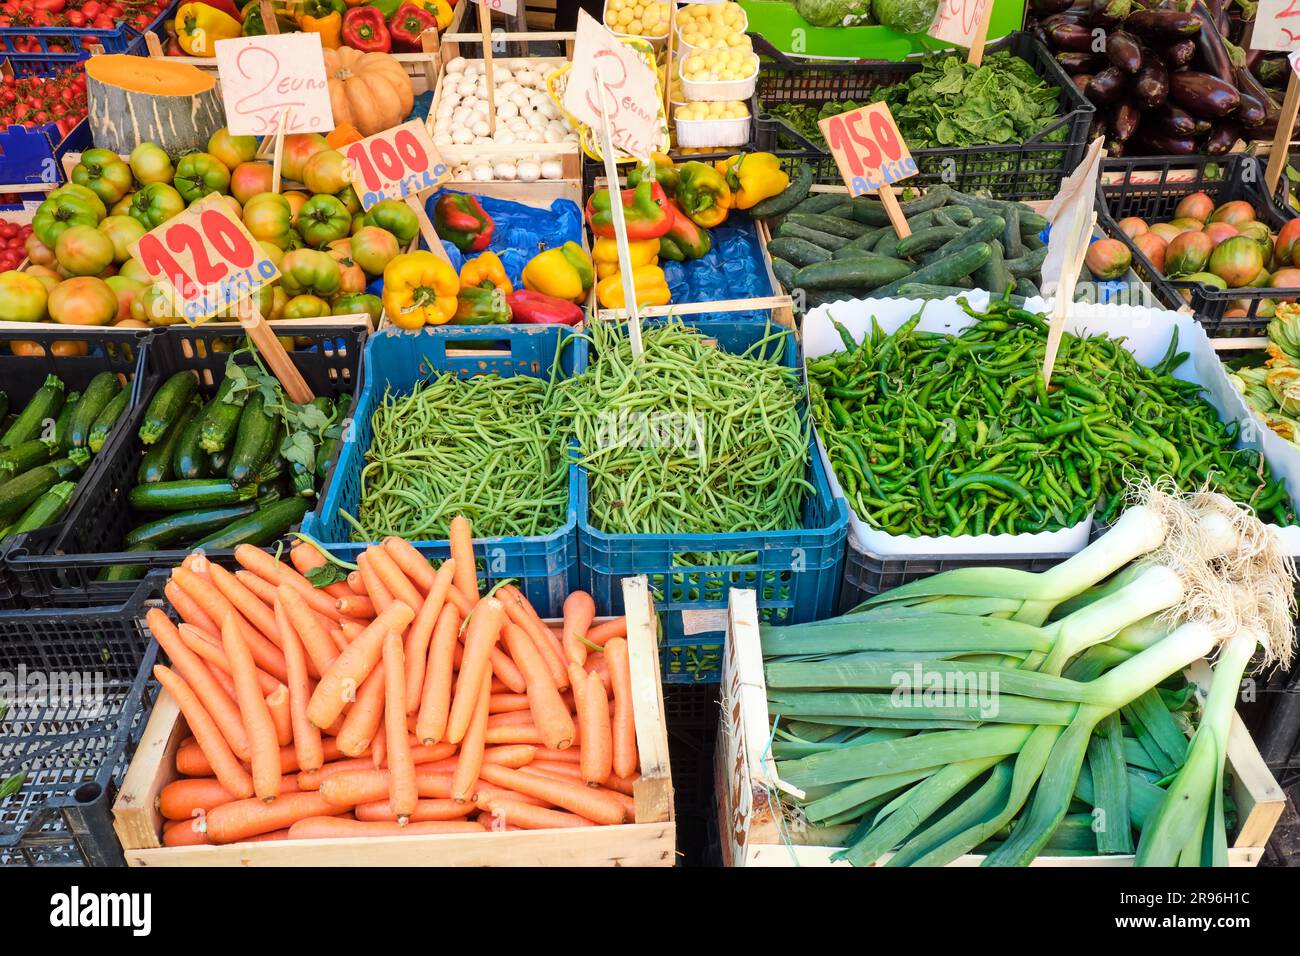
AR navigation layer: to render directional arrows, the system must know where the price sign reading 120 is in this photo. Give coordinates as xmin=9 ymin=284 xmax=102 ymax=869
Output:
xmin=344 ymin=120 xmax=450 ymax=211
xmin=129 ymin=194 xmax=279 ymax=325
xmin=819 ymin=103 xmax=918 ymax=198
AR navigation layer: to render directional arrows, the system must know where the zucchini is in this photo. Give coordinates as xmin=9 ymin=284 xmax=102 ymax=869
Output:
xmin=140 ymin=371 xmax=198 ymax=445
xmin=196 ymin=497 xmax=309 ymax=549
xmin=96 ymin=544 xmax=150 ymax=582
xmin=0 ymin=450 xmax=89 ymax=521
xmin=2 ymin=375 xmax=64 ymax=450
xmin=766 ymin=237 xmax=832 ymax=267
xmin=790 ymin=192 xmax=846 ymax=216
xmin=770 ymin=256 xmax=798 ymax=291
xmin=87 ymin=387 xmax=130 ymax=453
xmin=67 ymin=372 xmax=119 ymax=449
xmin=869 ymin=243 xmax=994 ymax=299
xmin=973 ymin=240 xmax=1011 ymax=295
xmin=314 ymin=394 xmax=351 ymax=483
xmin=896 ymin=226 xmax=965 ymax=258
xmin=172 ymin=407 xmax=210 ymax=481
xmin=209 ymin=447 xmax=231 ymax=476
xmin=228 ymin=391 xmax=278 ymax=486
xmin=0 ymin=439 xmax=56 ymax=482
xmin=785 ymin=212 xmax=869 ymax=239
xmin=897 ymin=283 xmax=1026 ymax=306
xmin=793 ymin=256 xmax=914 ymax=291
xmin=848 ymin=186 xmax=952 ymax=226
xmin=198 ymin=375 xmax=248 ymax=454
xmin=138 ymin=400 xmax=200 ymax=485
xmin=125 ymin=502 xmax=259 ymax=548
xmin=127 ymin=479 xmax=260 ymax=512
xmin=774 ymin=221 xmax=850 ymax=251
xmin=921 ymin=215 xmax=1005 ymax=267
xmin=53 ymin=390 xmax=80 ymax=451
xmin=750 ymin=163 xmax=813 ymax=219
xmin=1001 ymin=204 xmax=1023 ymax=259
xmin=1006 ymin=247 xmax=1048 ymax=279
xmin=10 ymin=480 xmax=75 ymax=534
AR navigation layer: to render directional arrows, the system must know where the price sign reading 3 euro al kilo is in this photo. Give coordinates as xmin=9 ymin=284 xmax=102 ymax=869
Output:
xmin=129 ymin=194 xmax=279 ymax=325
xmin=344 ymin=121 xmax=450 ymax=211
xmin=819 ymin=103 xmax=918 ymax=198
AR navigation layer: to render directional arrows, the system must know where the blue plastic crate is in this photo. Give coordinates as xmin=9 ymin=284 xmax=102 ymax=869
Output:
xmin=0 ymin=117 xmax=90 ymax=187
xmin=0 ymin=3 xmax=175 ymax=76
xmin=305 ymin=324 xmax=584 ymax=617
xmin=575 ymin=318 xmax=849 ymax=684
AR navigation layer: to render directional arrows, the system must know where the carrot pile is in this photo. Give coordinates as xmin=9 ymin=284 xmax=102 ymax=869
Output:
xmin=148 ymin=518 xmax=636 ymax=847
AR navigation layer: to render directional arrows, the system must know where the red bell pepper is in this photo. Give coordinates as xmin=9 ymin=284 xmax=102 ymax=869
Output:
xmin=585 ymin=179 xmax=672 ymax=241
xmin=664 ymin=199 xmax=711 ymax=260
xmin=342 ymin=6 xmax=390 ymax=51
xmin=433 ymin=193 xmax=494 ymax=252
xmin=507 ymin=290 xmax=584 ymax=326
xmin=389 ymin=1 xmax=437 ymax=51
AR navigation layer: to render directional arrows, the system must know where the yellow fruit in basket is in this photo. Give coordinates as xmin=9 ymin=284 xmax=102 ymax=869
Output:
xmin=628 ymin=17 xmax=643 ymax=32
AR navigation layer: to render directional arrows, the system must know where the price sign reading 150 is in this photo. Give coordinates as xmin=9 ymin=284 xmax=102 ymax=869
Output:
xmin=820 ymin=103 xmax=918 ymax=198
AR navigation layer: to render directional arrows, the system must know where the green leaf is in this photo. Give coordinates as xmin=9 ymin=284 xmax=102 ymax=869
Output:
xmin=306 ymin=564 xmax=348 ymax=589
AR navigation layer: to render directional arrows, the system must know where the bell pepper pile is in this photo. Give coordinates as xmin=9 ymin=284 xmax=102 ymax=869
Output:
xmin=167 ymin=0 xmax=452 ymax=51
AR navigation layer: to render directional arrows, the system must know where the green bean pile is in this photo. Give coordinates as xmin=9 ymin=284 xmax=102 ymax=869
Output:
xmin=347 ymin=373 xmax=569 ymax=541
xmin=552 ymin=320 xmax=812 ymax=536
xmin=810 ymin=297 xmax=1298 ymax=536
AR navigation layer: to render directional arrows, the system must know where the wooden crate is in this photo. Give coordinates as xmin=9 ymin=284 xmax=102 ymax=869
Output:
xmin=716 ymin=588 xmax=1286 ymax=867
xmin=112 ymin=576 xmax=676 ymax=866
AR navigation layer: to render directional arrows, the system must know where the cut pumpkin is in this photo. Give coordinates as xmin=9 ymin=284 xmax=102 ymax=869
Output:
xmin=86 ymin=54 xmax=224 ymax=156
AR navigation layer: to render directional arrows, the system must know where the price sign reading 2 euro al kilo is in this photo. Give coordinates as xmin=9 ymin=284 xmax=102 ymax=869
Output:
xmin=819 ymin=103 xmax=918 ymax=197
xmin=129 ymin=194 xmax=279 ymax=325
xmin=344 ymin=121 xmax=450 ymax=211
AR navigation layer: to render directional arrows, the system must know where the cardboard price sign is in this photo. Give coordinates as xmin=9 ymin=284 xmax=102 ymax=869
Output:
xmin=819 ymin=103 xmax=918 ymax=198
xmin=472 ymin=0 xmax=519 ymax=16
xmin=1252 ymin=0 xmax=1300 ymax=50
xmin=929 ymin=0 xmax=992 ymax=53
xmin=129 ymin=194 xmax=280 ymax=325
xmin=215 ymin=33 xmax=334 ymax=136
xmin=563 ymin=10 xmax=662 ymax=162
xmin=343 ymin=121 xmax=450 ymax=211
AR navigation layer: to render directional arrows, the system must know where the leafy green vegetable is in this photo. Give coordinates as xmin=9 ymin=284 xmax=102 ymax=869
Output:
xmin=793 ymin=0 xmax=874 ymax=26
xmin=870 ymin=0 xmax=937 ymax=33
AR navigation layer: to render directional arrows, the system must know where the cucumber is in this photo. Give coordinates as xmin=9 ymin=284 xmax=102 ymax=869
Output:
xmin=1001 ymin=204 xmax=1023 ymax=259
xmin=807 ymin=288 xmax=861 ymax=307
xmin=874 ymin=230 xmax=902 ymax=259
xmin=1016 ymin=277 xmax=1041 ymax=298
xmin=139 ymin=371 xmax=198 ymax=445
xmin=172 ymin=407 xmax=210 ymax=481
xmin=1019 ymin=209 xmax=1049 ymax=235
xmin=921 ymin=215 xmax=1005 ymax=267
xmin=125 ymin=502 xmax=259 ymax=548
xmin=869 ymin=243 xmax=994 ymax=300
xmin=314 ymin=394 xmax=351 ymax=483
xmin=196 ymin=497 xmax=309 ymax=549
xmin=793 ymin=256 xmax=914 ymax=291
xmin=1022 ymin=230 xmax=1046 ymax=250
xmin=228 ymin=391 xmax=278 ymax=487
xmin=67 ymin=372 xmax=119 ymax=449
xmin=128 ymin=479 xmax=260 ymax=512
xmin=766 ymin=237 xmax=832 ymax=267
xmin=848 ymin=186 xmax=952 ymax=226
xmin=824 ymin=203 xmax=855 ymax=219
xmin=87 ymin=387 xmax=129 ymax=453
xmin=96 ymin=544 xmax=150 ymax=582
xmin=750 ymin=163 xmax=813 ymax=218
xmin=785 ymin=212 xmax=869 ymax=239
xmin=973 ymin=240 xmax=1011 ymax=295
xmin=896 ymin=226 xmax=964 ymax=258
xmin=53 ymin=390 xmax=79 ymax=451
xmin=897 ymin=283 xmax=1027 ymax=306
xmin=790 ymin=193 xmax=846 ymax=216
xmin=198 ymin=375 xmax=248 ymax=454
xmin=138 ymin=400 xmax=200 ymax=485
xmin=774 ymin=220 xmax=850 ymax=251
xmin=910 ymin=206 xmax=973 ymax=232
xmin=0 ymin=439 xmax=56 ymax=482
xmin=2 ymin=375 xmax=64 ymax=450
xmin=0 ymin=451 xmax=88 ymax=521
xmin=770 ymin=256 xmax=798 ymax=290
xmin=836 ymin=226 xmax=890 ymax=256
xmin=1006 ymin=247 xmax=1048 ymax=279
xmin=10 ymin=480 xmax=75 ymax=534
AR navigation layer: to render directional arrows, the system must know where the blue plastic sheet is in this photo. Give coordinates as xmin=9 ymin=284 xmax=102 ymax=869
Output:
xmin=663 ymin=214 xmax=773 ymax=305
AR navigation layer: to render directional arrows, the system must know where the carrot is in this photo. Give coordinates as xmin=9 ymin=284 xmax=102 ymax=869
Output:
xmin=498 ymin=586 xmax=568 ymax=690
xmin=601 ymin=787 xmax=637 ymax=820
xmin=483 ymin=799 xmax=595 ymax=830
xmin=586 ymin=651 xmax=610 ymax=687
xmin=525 ymin=760 xmax=585 ymax=782
xmin=298 ymin=757 xmax=377 ymax=792
xmin=448 ymin=515 xmax=478 ymax=602
xmin=222 ymin=616 xmax=281 ymax=802
xmin=562 ymin=591 xmax=596 ymax=666
xmin=408 ymin=742 xmax=458 ymax=765
xmin=404 ymin=559 xmax=456 ymax=711
xmin=487 ymin=646 xmax=527 ymax=694
xmin=275 ymin=597 xmax=324 ymax=773
xmin=365 ymin=543 xmax=423 ymax=612
xmin=163 ymin=819 xmax=213 ymax=847
xmin=380 ymin=536 xmax=436 ymax=591
xmin=477 ymin=764 xmax=625 ymax=826
xmin=336 ymin=663 xmax=386 ymax=757
xmin=328 ymin=627 xmax=348 ymax=652
xmin=165 ymin=579 xmax=217 ymax=634
xmin=265 ymin=684 xmax=293 ymax=747
xmin=414 ymin=603 xmax=458 ymax=744
xmin=382 ymin=632 xmax=417 ymax=821
xmin=444 ymin=584 xmax=475 ymax=619
xmin=605 ymin=638 xmax=638 ymax=778
xmin=339 ymin=619 xmax=365 ymax=641
xmin=346 ymin=570 xmax=365 ymax=594
xmin=160 ymin=774 xmax=300 ymax=821
xmin=206 ymin=660 xmax=238 ymax=700
xmin=242 ymin=828 xmax=293 ymax=843
xmin=356 ymin=550 xmax=393 ymax=613
xmin=173 ymin=565 xmax=288 ymax=681
xmin=278 ymin=584 xmax=335 ymax=678
xmin=177 ymin=736 xmax=348 ymax=778
xmin=206 ymin=792 xmax=349 ymax=843
xmin=335 ymin=594 xmax=375 ymax=618
xmin=579 ymin=671 xmax=613 ymax=787
xmin=603 ymin=772 xmax=639 ymax=797
xmin=446 ymin=596 xmax=504 ymax=744
xmin=473 ymin=785 xmax=549 ymax=811
xmin=208 ymin=562 xmax=281 ymax=649
xmin=488 ymin=693 xmax=532 ymax=714
xmin=154 ymin=664 xmax=253 ymax=799
xmin=486 ymin=708 xmax=548 ymax=729
xmin=147 ymin=608 xmax=250 ymax=761
xmin=234 ymin=568 xmax=279 ymax=610
xmin=500 ymin=621 xmax=575 ymax=751
xmin=452 ymin=671 xmax=491 ymax=802
xmin=320 ymin=768 xmax=454 ymax=807
xmin=370 ymin=724 xmax=387 ymax=770
xmin=484 ymin=725 xmax=545 ymax=745
xmin=354 ymin=798 xmax=475 ymax=823
xmin=532 ymin=746 xmax=582 ymax=765
xmin=236 ymin=544 xmax=343 ymax=622
xmin=290 ymin=543 xmax=353 ymax=600
xmin=307 ymin=601 xmax=414 ymax=729
xmin=177 ymin=623 xmax=280 ymax=697
xmin=288 ymin=817 xmax=484 ymax=839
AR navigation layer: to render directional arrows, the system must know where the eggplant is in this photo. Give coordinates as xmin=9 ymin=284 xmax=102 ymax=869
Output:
xmin=1031 ymin=0 xmax=1076 ymax=12
xmin=1047 ymin=20 xmax=1098 ymax=51
xmin=1169 ymin=70 xmax=1240 ymax=118
xmin=1088 ymin=116 xmax=1107 ymax=141
xmin=1090 ymin=0 xmax=1132 ymax=29
xmin=1163 ymin=38 xmax=1196 ymax=68
xmin=1204 ymin=123 xmax=1239 ymax=155
xmin=1257 ymin=56 xmax=1289 ymax=89
xmin=1126 ymin=9 xmax=1202 ymax=35
xmin=1135 ymin=130 xmax=1199 ymax=153
xmin=1057 ymin=51 xmax=1103 ymax=73
xmin=1204 ymin=0 xmax=1229 ymax=33
xmin=1086 ymin=66 xmax=1129 ymax=106
xmin=1111 ymin=100 xmax=1142 ymax=141
xmin=1236 ymin=91 xmax=1268 ymax=131
xmin=1105 ymin=137 xmax=1126 ymax=158
xmin=1235 ymin=64 xmax=1281 ymax=127
xmin=1192 ymin=117 xmax=1213 ymax=136
xmin=1106 ymin=31 xmax=1144 ymax=73
xmin=1189 ymin=1 xmax=1234 ymax=83
xmin=1154 ymin=104 xmax=1198 ymax=136
xmin=1134 ymin=58 xmax=1169 ymax=109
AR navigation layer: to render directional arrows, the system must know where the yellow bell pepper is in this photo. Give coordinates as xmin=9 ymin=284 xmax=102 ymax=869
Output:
xmin=522 ymin=242 xmax=594 ymax=304
xmin=596 ymin=265 xmax=671 ymax=310
xmin=413 ymin=0 xmax=453 ymax=30
xmin=298 ymin=1 xmax=343 ymax=49
xmin=715 ymin=153 xmax=790 ymax=211
xmin=460 ymin=250 xmax=513 ymax=293
xmin=176 ymin=2 xmax=242 ymax=55
xmin=382 ymin=250 xmax=460 ymax=328
xmin=593 ymin=236 xmax=659 ymax=279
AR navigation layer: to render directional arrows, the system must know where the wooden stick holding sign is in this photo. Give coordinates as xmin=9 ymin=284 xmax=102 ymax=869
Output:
xmin=478 ymin=1 xmax=497 ymax=136
xmin=663 ymin=1 xmax=677 ymax=120
xmin=1267 ymin=60 xmax=1300 ymax=196
xmin=593 ymin=62 xmax=644 ymax=358
xmin=819 ymin=102 xmax=916 ymax=238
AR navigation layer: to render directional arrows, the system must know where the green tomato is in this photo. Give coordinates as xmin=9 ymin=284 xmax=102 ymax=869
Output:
xmin=363 ymin=199 xmax=419 ymax=246
xmin=50 ymin=183 xmax=107 ymax=220
xmin=0 ymin=269 xmax=49 ymax=321
xmin=54 ymin=224 xmax=116 ymax=277
xmin=129 ymin=183 xmax=186 ymax=230
xmin=98 ymin=215 xmax=147 ymax=264
xmin=296 ymin=194 xmax=352 ymax=248
xmin=174 ymin=152 xmax=232 ymax=205
xmin=350 ymin=226 xmax=401 ymax=276
xmin=332 ymin=292 xmax=382 ymax=322
xmin=283 ymin=293 xmax=333 ymax=319
xmin=33 ymin=192 xmax=102 ymax=250
xmin=279 ymin=249 xmax=341 ymax=298
xmin=129 ymin=142 xmax=175 ymax=185
xmin=71 ymin=148 xmax=134 ymax=206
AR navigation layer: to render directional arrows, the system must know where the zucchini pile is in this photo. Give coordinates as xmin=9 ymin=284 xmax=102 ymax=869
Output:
xmin=762 ymin=184 xmax=1063 ymax=307
xmin=0 ymin=372 xmax=128 ymax=541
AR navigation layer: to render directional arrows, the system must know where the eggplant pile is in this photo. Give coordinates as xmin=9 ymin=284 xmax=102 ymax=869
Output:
xmin=1031 ymin=0 xmax=1283 ymax=157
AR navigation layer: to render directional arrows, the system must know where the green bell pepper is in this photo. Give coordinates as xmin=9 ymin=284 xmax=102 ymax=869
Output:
xmin=453 ymin=285 xmax=510 ymax=325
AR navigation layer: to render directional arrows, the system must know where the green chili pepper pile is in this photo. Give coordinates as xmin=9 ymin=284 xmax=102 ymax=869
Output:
xmin=552 ymin=320 xmax=812 ymax=536
xmin=347 ymin=373 xmax=569 ymax=541
xmin=810 ymin=296 xmax=1298 ymax=536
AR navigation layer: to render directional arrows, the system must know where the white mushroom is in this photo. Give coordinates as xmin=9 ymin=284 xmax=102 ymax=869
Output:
xmin=471 ymin=162 xmax=494 ymax=181
xmin=540 ymin=160 xmax=564 ymax=180
xmin=494 ymin=162 xmax=518 ymax=180
xmin=516 ymin=160 xmax=541 ymax=182
xmin=446 ymin=56 xmax=467 ymax=74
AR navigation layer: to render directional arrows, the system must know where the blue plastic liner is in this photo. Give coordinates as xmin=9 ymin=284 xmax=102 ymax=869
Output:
xmin=663 ymin=215 xmax=773 ymax=306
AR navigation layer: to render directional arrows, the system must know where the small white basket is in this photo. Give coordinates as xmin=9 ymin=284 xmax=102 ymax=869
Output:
xmin=674 ymin=112 xmax=752 ymax=148
xmin=677 ymin=55 xmax=758 ymax=102
xmin=673 ymin=3 xmax=750 ymax=60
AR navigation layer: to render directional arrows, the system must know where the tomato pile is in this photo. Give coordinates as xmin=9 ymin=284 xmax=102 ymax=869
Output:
xmin=0 ymin=218 xmax=32 ymax=272
xmin=0 ymin=0 xmax=169 ymax=47
xmin=0 ymin=69 xmax=87 ymax=140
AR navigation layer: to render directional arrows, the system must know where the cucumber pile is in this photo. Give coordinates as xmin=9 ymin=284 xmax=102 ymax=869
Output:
xmin=0 ymin=372 xmax=128 ymax=542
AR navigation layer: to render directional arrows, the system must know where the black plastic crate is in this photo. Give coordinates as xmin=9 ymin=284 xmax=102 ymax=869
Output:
xmin=662 ymin=682 xmax=719 ymax=819
xmin=1098 ymin=154 xmax=1298 ymax=339
xmin=753 ymin=32 xmax=1094 ymax=201
xmin=5 ymin=324 xmax=366 ymax=606
xmin=0 ymin=577 xmax=160 ymax=866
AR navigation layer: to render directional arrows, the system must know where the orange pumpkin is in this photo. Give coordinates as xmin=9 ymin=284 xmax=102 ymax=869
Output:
xmin=323 ymin=46 xmax=414 ymax=137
